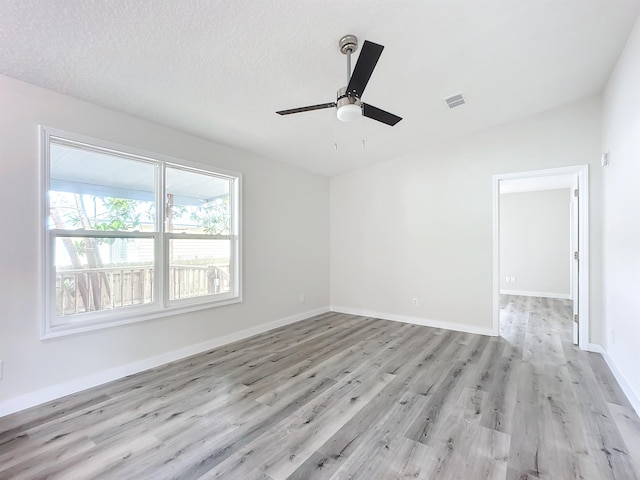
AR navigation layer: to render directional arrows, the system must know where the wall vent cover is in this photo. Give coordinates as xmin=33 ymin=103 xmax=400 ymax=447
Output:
xmin=444 ymin=93 xmax=465 ymax=109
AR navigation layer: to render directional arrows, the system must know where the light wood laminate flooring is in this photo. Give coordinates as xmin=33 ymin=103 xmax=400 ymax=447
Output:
xmin=1 ymin=296 xmax=639 ymax=479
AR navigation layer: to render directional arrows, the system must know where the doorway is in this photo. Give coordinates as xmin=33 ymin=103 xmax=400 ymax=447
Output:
xmin=492 ymin=166 xmax=589 ymax=349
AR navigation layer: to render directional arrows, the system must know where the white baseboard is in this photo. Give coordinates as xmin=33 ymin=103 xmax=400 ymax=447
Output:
xmin=587 ymin=343 xmax=605 ymax=354
xmin=599 ymin=347 xmax=640 ymax=417
xmin=0 ymin=306 xmax=330 ymax=418
xmin=330 ymin=305 xmax=495 ymax=336
xmin=500 ymin=290 xmax=571 ymax=300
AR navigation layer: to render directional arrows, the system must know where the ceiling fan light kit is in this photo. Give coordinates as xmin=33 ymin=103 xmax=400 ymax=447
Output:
xmin=336 ymin=86 xmax=362 ymax=122
xmin=336 ymin=103 xmax=362 ymax=122
xmin=276 ymin=34 xmax=402 ymax=126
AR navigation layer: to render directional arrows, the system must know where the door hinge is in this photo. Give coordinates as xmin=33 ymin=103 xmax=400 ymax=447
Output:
xmin=573 ymin=314 xmax=579 ymax=324
xmin=574 ymin=251 xmax=579 ymax=261
xmin=574 ymin=188 xmax=579 ymax=197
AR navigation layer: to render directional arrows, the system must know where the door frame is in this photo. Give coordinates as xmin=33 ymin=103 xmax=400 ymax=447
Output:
xmin=492 ymin=165 xmax=589 ymax=350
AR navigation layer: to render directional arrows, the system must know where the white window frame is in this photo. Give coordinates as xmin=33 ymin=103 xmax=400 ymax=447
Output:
xmin=40 ymin=126 xmax=242 ymax=339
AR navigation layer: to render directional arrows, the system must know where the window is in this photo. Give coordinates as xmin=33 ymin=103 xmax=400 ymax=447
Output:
xmin=42 ymin=128 xmax=241 ymax=337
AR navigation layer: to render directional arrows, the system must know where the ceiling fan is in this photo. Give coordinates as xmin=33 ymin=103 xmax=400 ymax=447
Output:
xmin=276 ymin=34 xmax=402 ymax=126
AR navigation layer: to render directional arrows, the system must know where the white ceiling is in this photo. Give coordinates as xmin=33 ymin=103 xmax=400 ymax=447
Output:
xmin=1 ymin=1 xmax=639 ymax=177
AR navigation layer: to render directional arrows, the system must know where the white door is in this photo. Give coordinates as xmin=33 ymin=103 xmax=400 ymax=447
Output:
xmin=570 ymin=179 xmax=579 ymax=345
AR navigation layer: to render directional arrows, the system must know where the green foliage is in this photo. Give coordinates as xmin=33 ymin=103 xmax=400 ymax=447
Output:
xmin=94 ymin=197 xmax=143 ymax=232
xmin=72 ymin=239 xmax=87 ymax=256
xmin=61 ymin=277 xmax=75 ymax=296
xmin=189 ymin=197 xmax=229 ymax=235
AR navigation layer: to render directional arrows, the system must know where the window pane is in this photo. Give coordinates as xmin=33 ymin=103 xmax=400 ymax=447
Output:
xmin=169 ymin=238 xmax=231 ymax=300
xmin=49 ymin=142 xmax=156 ymax=232
xmin=54 ymin=236 xmax=154 ymax=316
xmin=166 ymin=167 xmax=230 ymax=235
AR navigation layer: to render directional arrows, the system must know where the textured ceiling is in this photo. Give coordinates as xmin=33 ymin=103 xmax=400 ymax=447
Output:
xmin=1 ymin=1 xmax=639 ymax=176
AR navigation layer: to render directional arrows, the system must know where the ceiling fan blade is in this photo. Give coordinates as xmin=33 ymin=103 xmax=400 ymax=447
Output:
xmin=276 ymin=102 xmax=336 ymax=115
xmin=362 ymin=103 xmax=402 ymax=126
xmin=346 ymin=40 xmax=384 ymax=98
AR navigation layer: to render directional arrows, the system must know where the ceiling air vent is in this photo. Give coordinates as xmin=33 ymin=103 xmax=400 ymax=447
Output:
xmin=444 ymin=93 xmax=465 ymax=109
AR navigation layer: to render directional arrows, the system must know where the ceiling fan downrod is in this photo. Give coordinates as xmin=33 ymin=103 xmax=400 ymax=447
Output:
xmin=339 ymin=34 xmax=358 ymax=84
xmin=337 ymin=35 xmax=361 ymax=121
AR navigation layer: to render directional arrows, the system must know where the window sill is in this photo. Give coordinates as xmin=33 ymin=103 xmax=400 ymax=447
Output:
xmin=41 ymin=295 xmax=242 ymax=340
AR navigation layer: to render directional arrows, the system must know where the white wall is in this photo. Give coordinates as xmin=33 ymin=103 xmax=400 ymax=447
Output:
xmin=0 ymin=75 xmax=330 ymax=409
xmin=500 ymin=189 xmax=571 ymax=297
xmin=331 ymin=97 xmax=603 ymax=338
xmin=602 ymin=16 xmax=640 ymax=411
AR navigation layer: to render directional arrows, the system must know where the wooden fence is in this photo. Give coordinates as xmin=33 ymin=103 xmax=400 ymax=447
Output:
xmin=55 ymin=265 xmax=230 ymax=315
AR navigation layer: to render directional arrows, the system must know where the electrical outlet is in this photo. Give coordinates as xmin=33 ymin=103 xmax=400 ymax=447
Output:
xmin=511 ymin=276 xmax=516 ymax=283
xmin=299 ymin=294 xmax=305 ymax=304
xmin=412 ymin=298 xmax=418 ymax=307
xmin=505 ymin=276 xmax=510 ymax=283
